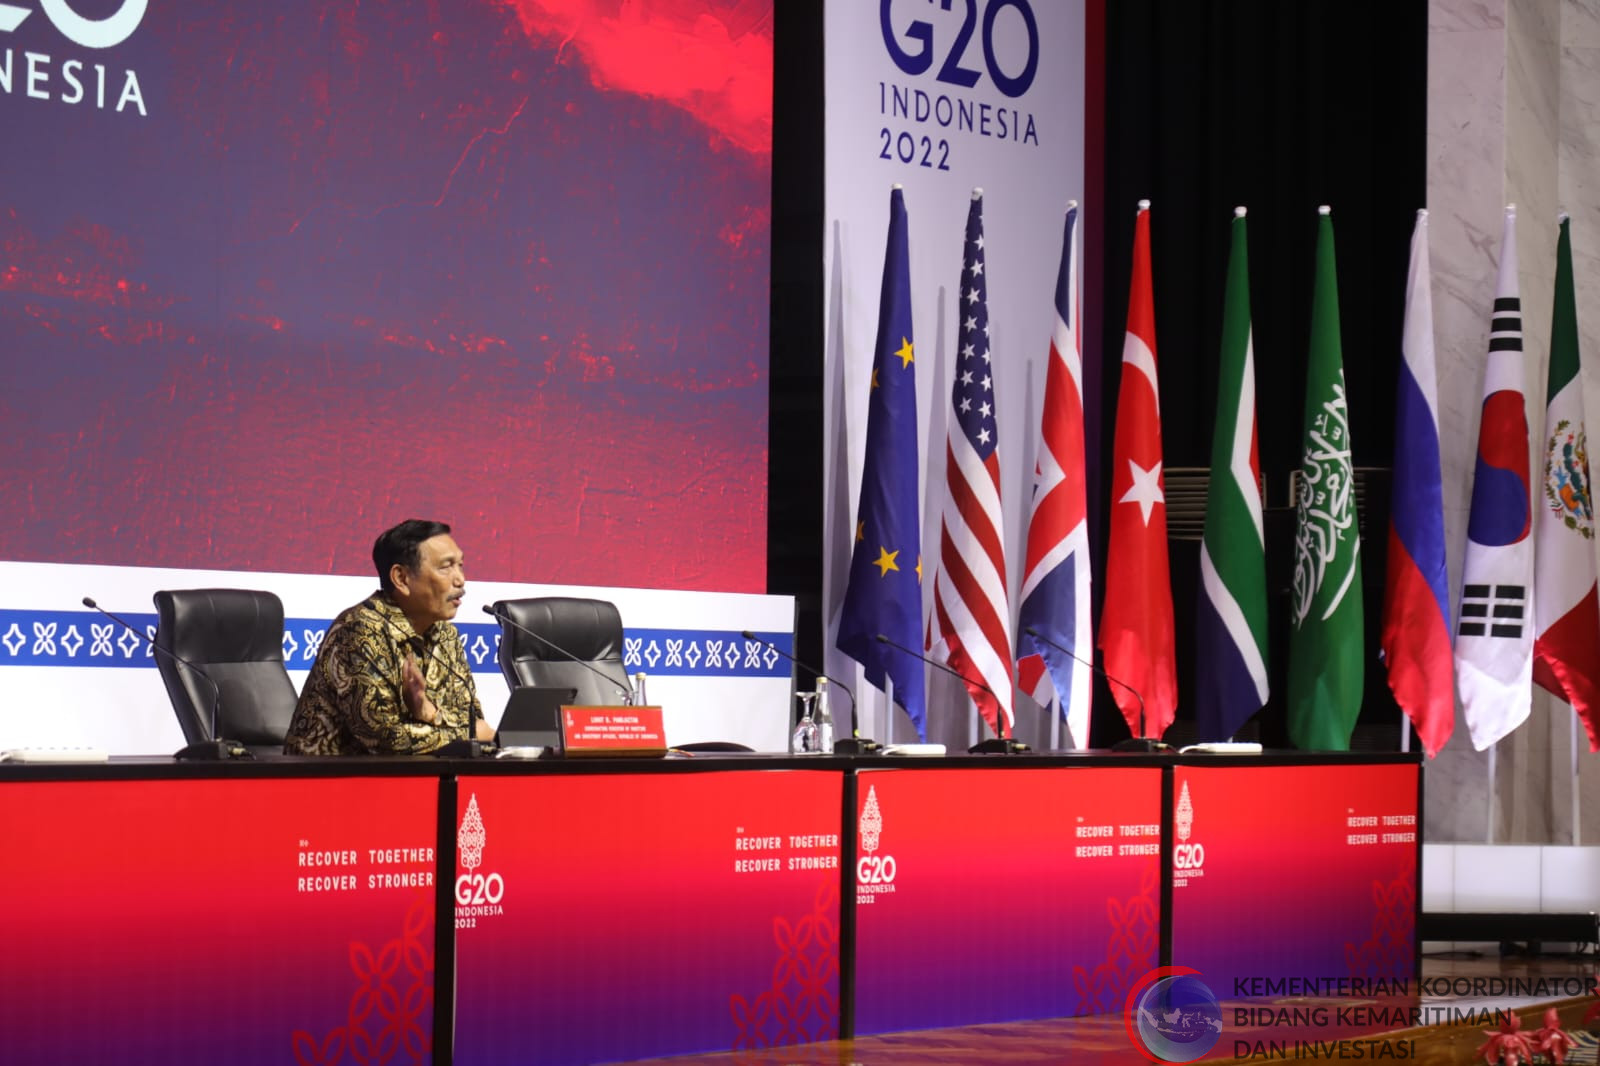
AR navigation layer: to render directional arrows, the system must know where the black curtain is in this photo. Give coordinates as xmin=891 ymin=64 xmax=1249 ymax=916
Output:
xmin=1095 ymin=0 xmax=1428 ymax=747
xmin=768 ymin=4 xmax=826 ymax=674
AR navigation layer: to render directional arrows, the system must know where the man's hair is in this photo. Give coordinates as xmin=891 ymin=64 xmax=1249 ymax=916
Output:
xmin=373 ymin=519 xmax=452 ymax=593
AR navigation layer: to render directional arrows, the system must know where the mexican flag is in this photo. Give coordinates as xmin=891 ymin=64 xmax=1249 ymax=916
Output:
xmin=1533 ymin=215 xmax=1600 ymax=751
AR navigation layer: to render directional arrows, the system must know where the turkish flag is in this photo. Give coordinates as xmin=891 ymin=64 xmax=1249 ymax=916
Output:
xmin=1098 ymin=203 xmax=1177 ymax=739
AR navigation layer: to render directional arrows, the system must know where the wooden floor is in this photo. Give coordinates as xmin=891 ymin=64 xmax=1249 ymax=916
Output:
xmin=623 ymin=954 xmax=1599 ymax=1066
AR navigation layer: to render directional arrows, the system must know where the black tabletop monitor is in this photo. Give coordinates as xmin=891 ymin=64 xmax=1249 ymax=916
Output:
xmin=495 ymin=686 xmax=577 ymax=750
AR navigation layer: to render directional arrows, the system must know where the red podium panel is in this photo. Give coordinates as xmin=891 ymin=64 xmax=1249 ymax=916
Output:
xmin=452 ymin=769 xmax=843 ymax=1065
xmin=0 ymin=776 xmax=439 ymax=1065
xmin=1169 ymin=761 xmax=1419 ymax=997
xmin=853 ymin=765 xmax=1164 ymax=1034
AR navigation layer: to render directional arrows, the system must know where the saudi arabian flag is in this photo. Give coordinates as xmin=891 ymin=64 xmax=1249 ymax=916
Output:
xmin=1287 ymin=208 xmax=1365 ymax=750
xmin=1533 ymin=214 xmax=1600 ymax=751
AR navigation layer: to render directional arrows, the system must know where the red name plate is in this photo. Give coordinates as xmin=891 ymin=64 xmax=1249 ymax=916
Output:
xmin=561 ymin=705 xmax=668 ymax=756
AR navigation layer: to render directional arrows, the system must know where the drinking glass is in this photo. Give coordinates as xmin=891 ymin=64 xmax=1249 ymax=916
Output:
xmin=792 ymin=691 xmax=821 ymax=754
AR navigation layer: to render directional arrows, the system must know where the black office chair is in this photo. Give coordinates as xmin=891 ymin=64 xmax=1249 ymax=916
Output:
xmin=492 ymin=597 xmax=632 ymax=706
xmin=673 ymin=741 xmax=755 ymax=753
xmin=152 ymin=588 xmax=298 ymax=757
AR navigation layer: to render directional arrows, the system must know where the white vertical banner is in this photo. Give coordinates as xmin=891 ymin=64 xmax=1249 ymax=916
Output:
xmin=823 ymin=0 xmax=1087 ymax=743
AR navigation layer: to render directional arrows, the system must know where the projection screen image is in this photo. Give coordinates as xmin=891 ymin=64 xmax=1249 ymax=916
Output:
xmin=1 ymin=0 xmax=773 ymax=594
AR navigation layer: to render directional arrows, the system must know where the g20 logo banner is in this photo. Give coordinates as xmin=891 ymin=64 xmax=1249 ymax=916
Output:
xmin=0 ymin=0 xmax=150 ymax=115
xmin=455 ymin=793 xmax=506 ymax=929
xmin=874 ymin=0 xmax=1043 ymax=170
xmin=880 ymin=0 xmax=1039 ymax=97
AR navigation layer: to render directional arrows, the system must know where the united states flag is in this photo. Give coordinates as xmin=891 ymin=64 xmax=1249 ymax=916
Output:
xmin=1017 ymin=202 xmax=1092 ymax=749
xmin=928 ymin=190 xmax=1015 ymax=738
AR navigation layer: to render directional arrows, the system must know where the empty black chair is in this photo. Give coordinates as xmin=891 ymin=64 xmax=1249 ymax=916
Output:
xmin=492 ymin=597 xmax=631 ymax=706
xmin=153 ymin=588 xmax=298 ymax=757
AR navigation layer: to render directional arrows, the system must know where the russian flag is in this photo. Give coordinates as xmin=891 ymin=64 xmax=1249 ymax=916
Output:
xmin=1380 ymin=209 xmax=1454 ymax=756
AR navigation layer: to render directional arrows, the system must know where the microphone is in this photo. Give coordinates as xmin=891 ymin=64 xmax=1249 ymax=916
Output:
xmin=82 ymin=596 xmax=248 ymax=761
xmin=740 ymin=630 xmax=877 ymax=755
xmin=873 ymin=633 xmax=1029 ymax=754
xmin=483 ymin=604 xmax=635 ymax=705
xmin=366 ymin=619 xmax=488 ymax=758
xmin=1021 ymin=626 xmax=1168 ymax=753
xmin=376 ymin=618 xmax=483 ymax=718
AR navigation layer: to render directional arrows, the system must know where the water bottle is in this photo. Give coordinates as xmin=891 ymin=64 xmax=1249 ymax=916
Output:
xmin=815 ymin=677 xmax=835 ymax=753
xmin=631 ymin=672 xmax=648 ymax=706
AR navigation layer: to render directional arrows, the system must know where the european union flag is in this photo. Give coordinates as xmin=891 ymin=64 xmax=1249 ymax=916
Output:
xmin=837 ymin=186 xmax=926 ymax=739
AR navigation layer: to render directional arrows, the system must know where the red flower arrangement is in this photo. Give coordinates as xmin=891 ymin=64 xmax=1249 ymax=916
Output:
xmin=1477 ymin=1011 xmax=1535 ymax=1066
xmin=1531 ymin=1007 xmax=1574 ymax=1065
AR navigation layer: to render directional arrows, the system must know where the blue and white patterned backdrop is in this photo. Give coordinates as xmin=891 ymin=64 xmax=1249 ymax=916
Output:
xmin=0 ymin=611 xmax=791 ymax=679
xmin=0 ymin=562 xmax=797 ymax=753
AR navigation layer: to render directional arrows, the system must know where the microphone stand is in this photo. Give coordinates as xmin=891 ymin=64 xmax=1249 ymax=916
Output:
xmin=1022 ymin=626 xmax=1170 ymax=753
xmin=873 ymin=633 xmax=1029 ymax=754
xmin=424 ymin=644 xmax=493 ymax=758
xmin=84 ymin=596 xmax=248 ymax=760
xmin=369 ymin=620 xmax=492 ymax=759
xmin=483 ymin=605 xmax=635 ymax=705
xmin=741 ymin=630 xmax=879 ymax=755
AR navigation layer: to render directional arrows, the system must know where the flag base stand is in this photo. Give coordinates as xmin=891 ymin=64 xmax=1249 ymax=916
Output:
xmin=1111 ymin=737 xmax=1173 ymax=753
xmin=968 ymin=738 xmax=1030 ymax=754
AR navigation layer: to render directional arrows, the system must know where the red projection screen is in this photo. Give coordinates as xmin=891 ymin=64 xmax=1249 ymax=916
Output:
xmin=0 ymin=0 xmax=773 ymax=593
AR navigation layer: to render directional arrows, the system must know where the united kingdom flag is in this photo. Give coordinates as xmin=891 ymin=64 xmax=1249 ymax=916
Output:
xmin=1017 ymin=203 xmax=1093 ymax=748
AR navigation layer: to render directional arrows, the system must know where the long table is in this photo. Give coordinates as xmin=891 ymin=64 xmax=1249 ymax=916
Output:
xmin=0 ymin=752 xmax=1419 ymax=1065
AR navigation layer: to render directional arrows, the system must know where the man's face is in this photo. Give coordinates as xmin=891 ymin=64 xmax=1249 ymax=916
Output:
xmin=392 ymin=533 xmax=465 ymax=630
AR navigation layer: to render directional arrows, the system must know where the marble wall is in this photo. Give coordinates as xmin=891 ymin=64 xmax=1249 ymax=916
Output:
xmin=1426 ymin=0 xmax=1600 ymax=843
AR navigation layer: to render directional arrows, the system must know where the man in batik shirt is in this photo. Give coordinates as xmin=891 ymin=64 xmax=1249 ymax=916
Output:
xmin=284 ymin=519 xmax=496 ymax=755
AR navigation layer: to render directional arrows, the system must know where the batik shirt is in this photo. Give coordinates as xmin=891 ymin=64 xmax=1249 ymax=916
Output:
xmin=283 ymin=592 xmax=482 ymax=755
